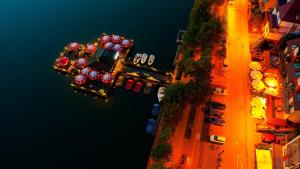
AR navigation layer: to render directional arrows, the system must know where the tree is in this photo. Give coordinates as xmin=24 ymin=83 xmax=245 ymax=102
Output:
xmin=184 ymin=49 xmax=213 ymax=103
xmin=159 ymin=127 xmax=172 ymax=142
xmin=150 ymin=162 xmax=171 ymax=169
xmin=151 ymin=142 xmax=172 ymax=161
xmin=161 ymin=82 xmax=187 ymax=124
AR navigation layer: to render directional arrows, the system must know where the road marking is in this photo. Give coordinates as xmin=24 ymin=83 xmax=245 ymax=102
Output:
xmin=237 ymin=154 xmax=247 ymax=169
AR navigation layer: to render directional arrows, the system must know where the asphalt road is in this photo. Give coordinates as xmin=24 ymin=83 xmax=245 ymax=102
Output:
xmin=168 ymin=1 xmax=263 ymax=169
xmin=222 ymin=0 xmax=261 ymax=169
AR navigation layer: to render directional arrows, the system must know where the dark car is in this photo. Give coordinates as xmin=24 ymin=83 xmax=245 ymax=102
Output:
xmin=251 ymin=54 xmax=264 ymax=62
xmin=202 ymin=108 xmax=224 ymax=118
xmin=206 ymin=101 xmax=226 ymax=110
xmin=205 ymin=115 xmax=225 ymax=126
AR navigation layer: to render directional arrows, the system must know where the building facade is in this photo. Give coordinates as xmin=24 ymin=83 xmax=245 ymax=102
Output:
xmin=282 ymin=135 xmax=300 ymax=169
xmin=263 ymin=0 xmax=300 ymax=40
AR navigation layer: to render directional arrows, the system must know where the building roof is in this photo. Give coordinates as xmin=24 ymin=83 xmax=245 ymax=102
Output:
xmin=279 ymin=0 xmax=300 ymax=24
xmin=286 ymin=37 xmax=300 ymax=48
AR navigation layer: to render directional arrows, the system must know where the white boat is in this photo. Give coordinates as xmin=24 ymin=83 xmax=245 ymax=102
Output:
xmin=141 ymin=53 xmax=148 ymax=64
xmin=148 ymin=54 xmax=155 ymax=66
xmin=133 ymin=53 xmax=142 ymax=65
xmin=157 ymin=87 xmax=166 ymax=102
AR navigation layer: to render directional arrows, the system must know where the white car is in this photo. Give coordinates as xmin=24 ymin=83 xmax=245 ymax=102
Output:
xmin=213 ymin=87 xmax=227 ymax=96
xmin=209 ymin=135 xmax=226 ymax=144
xmin=223 ymin=59 xmax=228 ymax=71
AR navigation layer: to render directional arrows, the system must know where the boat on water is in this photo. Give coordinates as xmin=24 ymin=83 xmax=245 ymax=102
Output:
xmin=148 ymin=54 xmax=155 ymax=66
xmin=176 ymin=30 xmax=185 ymax=44
xmin=140 ymin=53 xmax=148 ymax=64
xmin=146 ymin=119 xmax=155 ymax=135
xmin=157 ymin=87 xmax=166 ymax=102
xmin=133 ymin=53 xmax=142 ymax=65
xmin=143 ymin=82 xmax=152 ymax=94
xmin=152 ymin=104 xmax=160 ymax=116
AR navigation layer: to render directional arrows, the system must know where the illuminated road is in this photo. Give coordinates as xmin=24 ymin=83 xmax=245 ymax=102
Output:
xmin=168 ymin=1 xmax=263 ymax=169
xmin=223 ymin=0 xmax=261 ymax=169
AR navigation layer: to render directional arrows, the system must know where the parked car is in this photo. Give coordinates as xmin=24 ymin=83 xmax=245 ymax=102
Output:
xmin=261 ymin=133 xmax=275 ymax=143
xmin=209 ymin=135 xmax=226 ymax=144
xmin=222 ymin=59 xmax=228 ymax=71
xmin=217 ymin=45 xmax=226 ymax=58
xmin=205 ymin=115 xmax=225 ymax=126
xmin=202 ymin=108 xmax=224 ymax=118
xmin=133 ymin=81 xmax=143 ymax=92
xmin=251 ymin=54 xmax=264 ymax=62
xmin=125 ymin=79 xmax=134 ymax=90
xmin=228 ymin=0 xmax=235 ymax=5
xmin=213 ymin=87 xmax=227 ymax=95
xmin=206 ymin=101 xmax=226 ymax=110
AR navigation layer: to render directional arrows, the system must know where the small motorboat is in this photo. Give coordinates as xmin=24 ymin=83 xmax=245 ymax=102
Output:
xmin=151 ymin=104 xmax=160 ymax=116
xmin=146 ymin=119 xmax=155 ymax=135
xmin=141 ymin=53 xmax=148 ymax=64
xmin=133 ymin=53 xmax=142 ymax=65
xmin=148 ymin=54 xmax=155 ymax=66
xmin=157 ymin=87 xmax=166 ymax=102
xmin=143 ymin=82 xmax=152 ymax=94
xmin=133 ymin=81 xmax=143 ymax=93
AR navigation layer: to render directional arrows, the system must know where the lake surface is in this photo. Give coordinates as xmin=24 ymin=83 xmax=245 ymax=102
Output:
xmin=0 ymin=0 xmax=193 ymax=168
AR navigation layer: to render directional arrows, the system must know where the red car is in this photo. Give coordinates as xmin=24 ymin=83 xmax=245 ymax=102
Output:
xmin=134 ymin=82 xmax=143 ymax=92
xmin=125 ymin=79 xmax=134 ymax=90
xmin=261 ymin=133 xmax=275 ymax=143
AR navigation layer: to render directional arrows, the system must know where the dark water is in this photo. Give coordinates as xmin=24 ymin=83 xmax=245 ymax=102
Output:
xmin=0 ymin=0 xmax=193 ymax=168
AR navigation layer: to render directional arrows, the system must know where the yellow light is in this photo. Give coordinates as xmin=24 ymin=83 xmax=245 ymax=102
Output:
xmin=264 ymin=77 xmax=278 ymax=88
xmin=255 ymin=149 xmax=273 ymax=169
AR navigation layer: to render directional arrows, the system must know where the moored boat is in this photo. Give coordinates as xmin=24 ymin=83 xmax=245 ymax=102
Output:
xmin=146 ymin=119 xmax=155 ymax=135
xmin=133 ymin=53 xmax=142 ymax=65
xmin=157 ymin=87 xmax=166 ymax=102
xmin=148 ymin=54 xmax=155 ymax=66
xmin=140 ymin=53 xmax=148 ymax=64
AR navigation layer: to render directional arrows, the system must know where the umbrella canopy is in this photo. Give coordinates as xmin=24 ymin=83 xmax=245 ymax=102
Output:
xmin=104 ymin=42 xmax=114 ymax=50
xmin=101 ymin=72 xmax=113 ymax=84
xmin=264 ymin=76 xmax=278 ymax=88
xmin=113 ymin=44 xmax=122 ymax=51
xmin=76 ymin=58 xmax=88 ymax=68
xmin=56 ymin=56 xmax=69 ymax=67
xmin=250 ymin=61 xmax=262 ymax=71
xmin=68 ymin=42 xmax=81 ymax=51
xmin=265 ymin=87 xmax=278 ymax=96
xmin=85 ymin=44 xmax=97 ymax=54
xmin=121 ymin=39 xmax=132 ymax=48
xmin=252 ymin=79 xmax=265 ymax=91
xmin=112 ymin=35 xmax=122 ymax=44
xmin=101 ymin=35 xmax=112 ymax=44
xmin=74 ymin=74 xmax=87 ymax=85
xmin=250 ymin=70 xmax=263 ymax=80
xmin=89 ymin=70 xmax=100 ymax=80
xmin=80 ymin=67 xmax=91 ymax=77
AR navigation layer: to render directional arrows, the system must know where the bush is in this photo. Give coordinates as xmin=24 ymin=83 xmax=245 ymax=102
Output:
xmin=151 ymin=142 xmax=172 ymax=161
